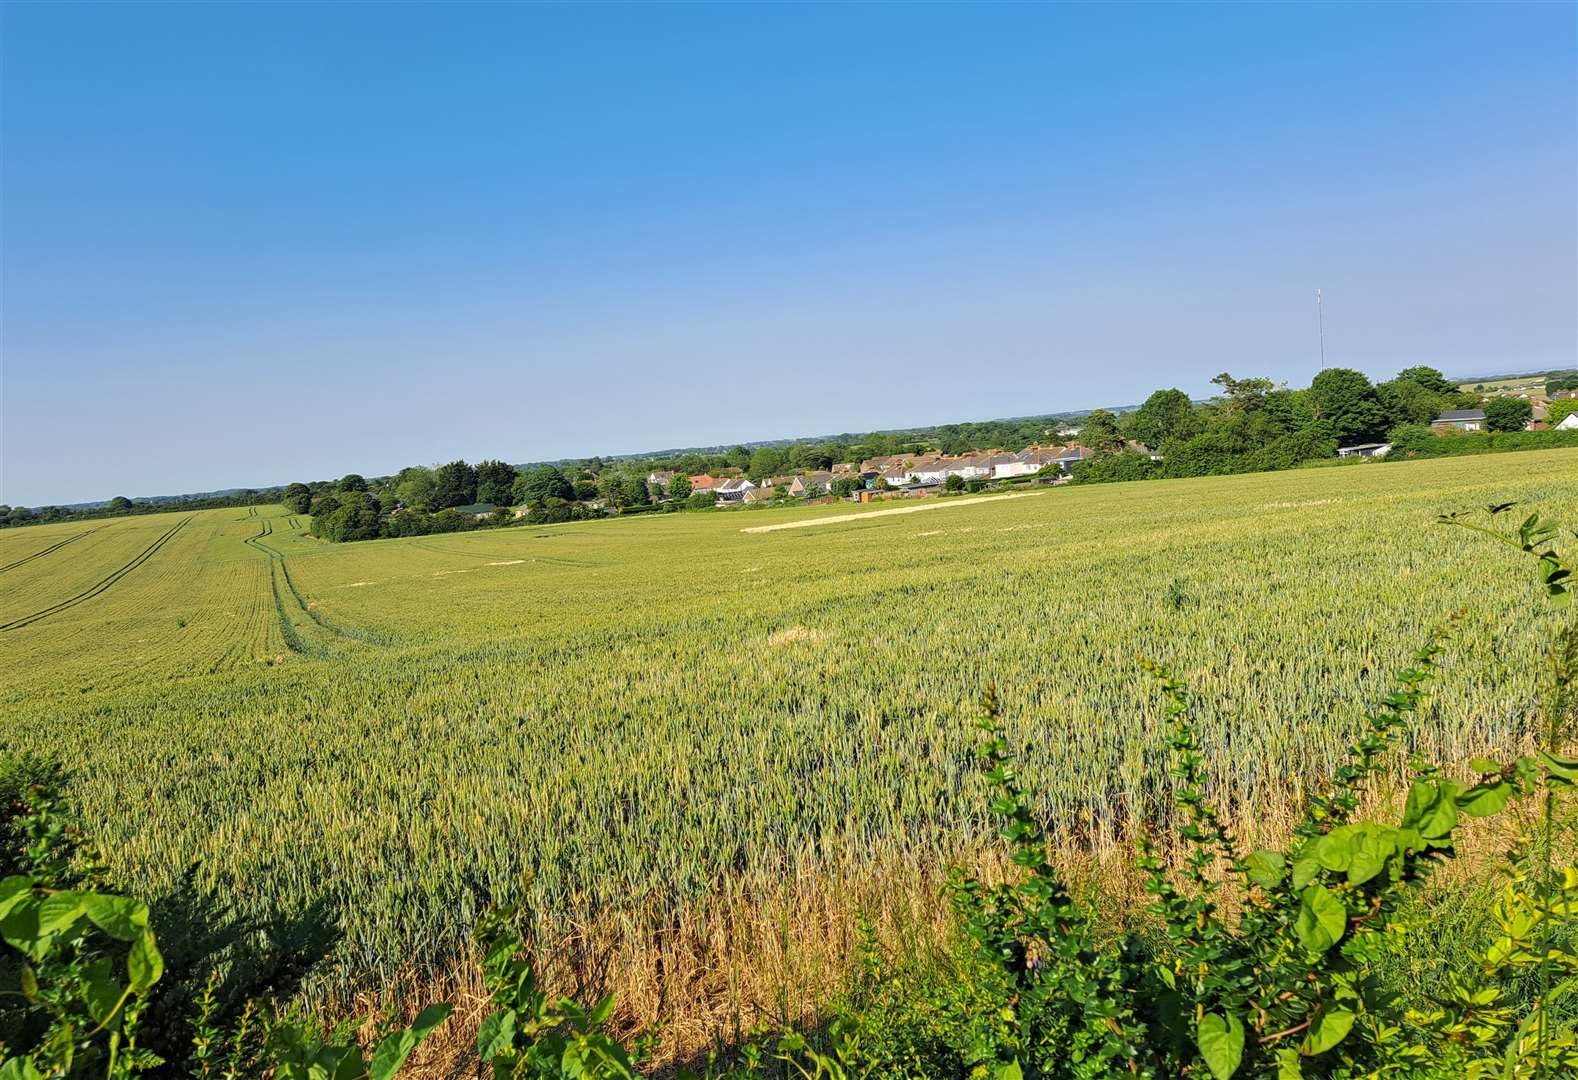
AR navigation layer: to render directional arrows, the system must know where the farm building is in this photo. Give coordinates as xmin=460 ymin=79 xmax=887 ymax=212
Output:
xmin=1337 ymin=443 xmax=1391 ymax=459
xmin=1433 ymin=409 xmax=1486 ymax=431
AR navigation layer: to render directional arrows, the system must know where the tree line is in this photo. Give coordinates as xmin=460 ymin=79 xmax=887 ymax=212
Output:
xmin=1068 ymin=365 xmax=1573 ymax=485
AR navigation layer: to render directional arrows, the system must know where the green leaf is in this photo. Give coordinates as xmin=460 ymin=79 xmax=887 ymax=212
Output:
xmin=19 ymin=964 xmax=37 ymax=1004
xmin=0 ymin=898 xmax=45 ymax=961
xmin=1313 ymin=827 xmax=1354 ymax=872
xmin=370 ymin=1003 xmax=452 ymax=1080
xmin=36 ymin=892 xmax=85 ymax=937
xmin=1245 ymin=849 xmax=1286 ymax=888
xmin=328 ymin=1045 xmax=367 ymax=1080
xmin=1196 ymin=1011 xmax=1245 ymax=1080
xmin=995 ymin=1063 xmax=1023 ymax=1080
xmin=0 ymin=877 xmax=31 ymax=920
xmin=1295 ymin=884 xmax=1347 ymax=953
xmin=476 ymin=1009 xmax=517 ymax=1062
xmin=0 ymin=1057 xmax=45 ymax=1080
xmin=1539 ymin=750 xmax=1578 ymax=783
xmin=126 ymin=928 xmax=163 ymax=992
xmin=1300 ymin=1006 xmax=1356 ymax=1056
xmin=1457 ymin=780 xmax=1513 ymax=818
xmin=1401 ymin=781 xmax=1457 ymax=840
xmin=81 ymin=893 xmax=150 ymax=941
xmin=1344 ymin=825 xmax=1392 ymax=885
xmin=1468 ymin=757 xmax=1501 ymax=774
xmin=83 ymin=956 xmax=124 ymax=1024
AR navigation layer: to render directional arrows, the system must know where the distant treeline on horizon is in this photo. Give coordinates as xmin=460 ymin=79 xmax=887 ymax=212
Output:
xmin=5 ymin=364 xmax=1575 ymax=530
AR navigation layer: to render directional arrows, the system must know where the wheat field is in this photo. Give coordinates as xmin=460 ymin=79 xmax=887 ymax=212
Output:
xmin=1 ymin=450 xmax=1574 ymax=1039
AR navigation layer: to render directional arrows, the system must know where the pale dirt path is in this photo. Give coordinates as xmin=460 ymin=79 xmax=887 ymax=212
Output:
xmin=740 ymin=491 xmax=1044 ymax=533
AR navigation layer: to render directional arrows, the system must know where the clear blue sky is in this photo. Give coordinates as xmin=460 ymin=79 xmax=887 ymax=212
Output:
xmin=3 ymin=2 xmax=1573 ymax=505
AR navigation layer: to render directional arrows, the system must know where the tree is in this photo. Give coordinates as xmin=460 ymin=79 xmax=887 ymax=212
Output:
xmin=945 ymin=473 xmax=966 ymax=492
xmin=107 ymin=496 xmax=134 ymax=514
xmin=432 ymin=460 xmax=478 ymax=508
xmin=475 ymin=460 xmax=519 ymax=505
xmin=1483 ymin=396 xmax=1532 ymax=432
xmin=1309 ymin=367 xmax=1393 ymax=443
xmin=830 ymin=476 xmax=861 ymax=499
xmin=282 ymin=483 xmax=312 ymax=514
xmin=572 ymin=479 xmax=600 ymax=502
xmin=1210 ymin=372 xmax=1273 ymax=413
xmin=338 ymin=473 xmax=368 ymax=493
xmin=1393 ymin=366 xmax=1456 ymax=394
xmin=1129 ymin=389 xmax=1199 ymax=449
xmin=748 ymin=447 xmax=786 ymax=480
xmin=668 ymin=474 xmax=692 ymax=501
xmin=317 ymin=491 xmax=382 ymax=542
xmin=393 ymin=467 xmax=437 ymax=511
xmin=1547 ymin=398 xmax=1578 ymax=426
xmin=1378 ymin=378 xmax=1447 ymax=426
xmin=310 ymin=493 xmax=341 ymax=521
xmin=1079 ymin=409 xmax=1125 ymax=453
xmin=515 ymin=465 xmax=572 ymax=506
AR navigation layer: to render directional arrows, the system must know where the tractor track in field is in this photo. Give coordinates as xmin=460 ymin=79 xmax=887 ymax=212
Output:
xmin=247 ymin=520 xmax=392 ymax=651
xmin=0 ymin=525 xmax=107 ymax=574
xmin=0 ymin=518 xmax=191 ymax=631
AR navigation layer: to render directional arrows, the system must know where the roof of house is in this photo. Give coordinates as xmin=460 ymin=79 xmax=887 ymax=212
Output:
xmin=796 ymin=471 xmax=833 ymax=485
xmin=688 ymin=474 xmax=720 ymax=490
xmin=1338 ymin=443 xmax=1389 ymax=451
xmin=1436 ymin=409 xmax=1487 ymax=422
xmin=716 ymin=477 xmax=755 ymax=493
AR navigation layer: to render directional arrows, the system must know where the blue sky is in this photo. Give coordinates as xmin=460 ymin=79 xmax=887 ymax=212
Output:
xmin=3 ymin=2 xmax=1573 ymax=505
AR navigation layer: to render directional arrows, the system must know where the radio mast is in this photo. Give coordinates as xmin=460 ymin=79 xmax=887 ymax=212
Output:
xmin=1317 ymin=289 xmax=1326 ymax=365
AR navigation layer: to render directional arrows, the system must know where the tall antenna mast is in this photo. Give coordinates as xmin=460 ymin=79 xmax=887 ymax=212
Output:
xmin=1317 ymin=288 xmax=1326 ymax=366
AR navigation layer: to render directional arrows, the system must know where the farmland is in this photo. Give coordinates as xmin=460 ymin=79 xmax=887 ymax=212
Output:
xmin=1 ymin=450 xmax=1575 ymax=1032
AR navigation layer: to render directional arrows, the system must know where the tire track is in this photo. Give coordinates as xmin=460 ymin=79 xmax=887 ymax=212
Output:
xmin=0 ymin=526 xmax=107 ymax=574
xmin=246 ymin=520 xmax=392 ymax=648
xmin=1 ymin=519 xmax=191 ymax=631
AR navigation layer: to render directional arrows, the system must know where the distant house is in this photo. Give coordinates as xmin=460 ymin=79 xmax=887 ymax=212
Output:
xmin=647 ymin=470 xmax=677 ymax=489
xmin=1124 ymin=441 xmax=1163 ymax=461
xmin=1433 ymin=409 xmax=1486 ymax=432
xmin=943 ymin=454 xmax=993 ymax=481
xmin=906 ymin=457 xmax=951 ymax=485
xmin=742 ymin=486 xmax=776 ymax=505
xmin=879 ymin=465 xmax=912 ymax=487
xmin=1556 ymin=412 xmax=1578 ymax=431
xmin=789 ymin=471 xmax=833 ymax=496
xmin=994 ymin=447 xmax=1051 ymax=479
xmin=688 ymin=474 xmax=722 ymax=492
xmin=715 ymin=477 xmax=756 ymax=503
xmin=1337 ymin=443 xmax=1391 ymax=459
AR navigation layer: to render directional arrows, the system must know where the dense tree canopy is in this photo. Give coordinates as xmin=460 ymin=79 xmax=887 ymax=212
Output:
xmin=432 ymin=460 xmax=478 ymax=509
xmin=1484 ymin=396 xmax=1532 ymax=432
xmin=1077 ymin=409 xmax=1125 ymax=453
xmin=475 ymin=460 xmax=518 ymax=505
xmin=515 ymin=465 xmax=573 ymax=506
xmin=1128 ymin=388 xmax=1199 ymax=449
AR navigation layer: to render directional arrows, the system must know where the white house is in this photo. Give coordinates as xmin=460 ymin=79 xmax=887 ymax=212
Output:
xmin=1433 ymin=409 xmax=1486 ymax=432
xmin=1557 ymin=412 xmax=1578 ymax=431
xmin=1337 ymin=443 xmax=1391 ymax=459
xmin=714 ymin=477 xmax=756 ymax=502
xmin=943 ymin=454 xmax=993 ymax=481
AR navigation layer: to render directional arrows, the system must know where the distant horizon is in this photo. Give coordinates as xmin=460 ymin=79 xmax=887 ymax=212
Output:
xmin=4 ymin=2 xmax=1573 ymax=507
xmin=15 ymin=361 xmax=1570 ymax=509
